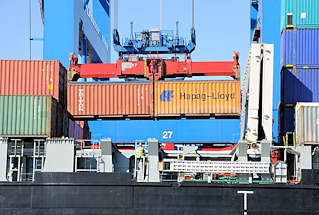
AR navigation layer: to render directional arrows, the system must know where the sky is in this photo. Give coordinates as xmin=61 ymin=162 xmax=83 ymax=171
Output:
xmin=0 ymin=0 xmax=250 ymax=67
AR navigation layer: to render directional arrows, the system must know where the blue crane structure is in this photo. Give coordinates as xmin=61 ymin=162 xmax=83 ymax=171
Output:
xmin=113 ymin=22 xmax=196 ymax=57
xmin=41 ymin=0 xmax=111 ymax=66
xmin=250 ymin=0 xmax=281 ymax=142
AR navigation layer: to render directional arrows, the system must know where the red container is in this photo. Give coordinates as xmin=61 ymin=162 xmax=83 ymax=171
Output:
xmin=68 ymin=82 xmax=153 ymax=118
xmin=0 ymin=60 xmax=67 ymax=104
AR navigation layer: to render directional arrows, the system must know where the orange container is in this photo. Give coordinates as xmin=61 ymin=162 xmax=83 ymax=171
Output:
xmin=67 ymin=82 xmax=153 ymax=118
xmin=0 ymin=60 xmax=67 ymax=104
xmin=154 ymin=80 xmax=240 ymax=117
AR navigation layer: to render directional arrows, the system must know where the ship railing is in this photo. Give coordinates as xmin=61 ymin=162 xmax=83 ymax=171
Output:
xmin=75 ymin=139 xmax=100 ymax=150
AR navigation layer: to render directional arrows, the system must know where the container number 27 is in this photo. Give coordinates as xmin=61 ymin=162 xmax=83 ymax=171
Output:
xmin=162 ymin=131 xmax=173 ymax=139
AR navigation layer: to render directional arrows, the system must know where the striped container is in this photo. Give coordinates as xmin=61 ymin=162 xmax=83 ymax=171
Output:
xmin=281 ymin=29 xmax=319 ymax=67
xmin=68 ymin=119 xmax=84 ymax=140
xmin=68 ymin=82 xmax=153 ymax=119
xmin=295 ymin=102 xmax=319 ymax=145
xmin=0 ymin=95 xmax=61 ymax=137
xmin=154 ymin=80 xmax=241 ymax=118
xmin=281 ymin=0 xmax=319 ymax=30
xmin=0 ymin=60 xmax=67 ymax=104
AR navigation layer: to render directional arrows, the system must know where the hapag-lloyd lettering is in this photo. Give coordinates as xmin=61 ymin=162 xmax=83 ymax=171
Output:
xmin=180 ymin=92 xmax=235 ymax=101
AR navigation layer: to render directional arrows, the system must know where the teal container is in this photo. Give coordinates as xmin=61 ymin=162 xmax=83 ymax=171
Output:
xmin=281 ymin=0 xmax=319 ymax=31
xmin=0 ymin=95 xmax=60 ymax=137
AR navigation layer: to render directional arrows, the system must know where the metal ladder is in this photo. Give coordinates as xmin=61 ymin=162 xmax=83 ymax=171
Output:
xmin=32 ymin=139 xmax=45 ymax=181
xmin=8 ymin=139 xmax=24 ymax=182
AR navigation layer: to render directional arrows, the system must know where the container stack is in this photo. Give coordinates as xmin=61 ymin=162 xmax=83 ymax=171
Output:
xmin=67 ymin=80 xmax=241 ymax=119
xmin=279 ymin=0 xmax=319 ymax=141
xmin=0 ymin=60 xmax=90 ymax=139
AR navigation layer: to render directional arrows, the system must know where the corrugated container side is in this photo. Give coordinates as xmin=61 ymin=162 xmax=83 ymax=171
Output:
xmin=281 ymin=29 xmax=319 ymax=67
xmin=281 ymin=0 xmax=319 ymax=30
xmin=281 ymin=68 xmax=319 ymax=106
xmin=68 ymin=119 xmax=84 ymax=140
xmin=281 ymin=0 xmax=296 ymax=30
xmin=0 ymin=60 xmax=67 ymax=104
xmin=295 ymin=103 xmax=319 ymax=145
xmin=154 ymin=80 xmax=241 ymax=117
xmin=68 ymin=119 xmax=75 ymax=138
xmin=67 ymin=82 xmax=153 ymax=118
xmin=57 ymin=103 xmax=63 ymax=138
xmin=0 ymin=95 xmax=61 ymax=137
xmin=62 ymin=109 xmax=69 ymax=137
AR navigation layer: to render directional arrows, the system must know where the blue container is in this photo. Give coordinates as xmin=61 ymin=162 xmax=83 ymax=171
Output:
xmin=279 ymin=107 xmax=295 ymax=139
xmin=281 ymin=68 xmax=319 ymax=106
xmin=281 ymin=29 xmax=319 ymax=67
xmin=89 ymin=119 xmax=240 ymax=143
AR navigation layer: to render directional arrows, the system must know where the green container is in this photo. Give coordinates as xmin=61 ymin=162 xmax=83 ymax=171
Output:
xmin=0 ymin=95 xmax=59 ymax=137
xmin=281 ymin=0 xmax=319 ymax=31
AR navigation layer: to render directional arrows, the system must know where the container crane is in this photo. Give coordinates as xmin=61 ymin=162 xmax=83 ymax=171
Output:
xmin=68 ymin=0 xmax=240 ymax=81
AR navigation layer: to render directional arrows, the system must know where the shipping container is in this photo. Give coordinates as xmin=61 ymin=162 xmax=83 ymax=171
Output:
xmin=295 ymin=102 xmax=319 ymax=145
xmin=279 ymin=106 xmax=295 ymax=140
xmin=68 ymin=82 xmax=153 ymax=118
xmin=281 ymin=68 xmax=319 ymax=106
xmin=281 ymin=29 xmax=319 ymax=67
xmin=0 ymin=60 xmax=67 ymax=104
xmin=154 ymin=80 xmax=240 ymax=117
xmin=62 ymin=109 xmax=69 ymax=137
xmin=68 ymin=119 xmax=84 ymax=140
xmin=281 ymin=0 xmax=319 ymax=30
xmin=89 ymin=118 xmax=240 ymax=143
xmin=0 ymin=95 xmax=61 ymax=137
xmin=82 ymin=121 xmax=91 ymax=139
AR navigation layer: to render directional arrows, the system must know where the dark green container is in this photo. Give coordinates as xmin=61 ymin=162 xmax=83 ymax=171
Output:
xmin=0 ymin=95 xmax=61 ymax=137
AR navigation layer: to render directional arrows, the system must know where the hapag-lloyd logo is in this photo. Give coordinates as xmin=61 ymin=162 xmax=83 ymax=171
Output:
xmin=160 ymin=90 xmax=174 ymax=102
xmin=160 ymin=90 xmax=235 ymax=102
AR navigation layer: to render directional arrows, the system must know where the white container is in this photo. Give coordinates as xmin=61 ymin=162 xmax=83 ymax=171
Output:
xmin=295 ymin=102 xmax=319 ymax=145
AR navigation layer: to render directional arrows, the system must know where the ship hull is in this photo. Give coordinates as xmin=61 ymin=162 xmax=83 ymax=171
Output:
xmin=0 ymin=172 xmax=318 ymax=215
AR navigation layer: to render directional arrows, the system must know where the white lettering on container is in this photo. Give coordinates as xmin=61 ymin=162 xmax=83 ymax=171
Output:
xmin=78 ymin=88 xmax=84 ymax=112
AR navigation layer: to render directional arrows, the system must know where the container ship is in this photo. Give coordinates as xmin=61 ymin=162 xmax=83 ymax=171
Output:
xmin=1 ymin=0 xmax=319 ymax=214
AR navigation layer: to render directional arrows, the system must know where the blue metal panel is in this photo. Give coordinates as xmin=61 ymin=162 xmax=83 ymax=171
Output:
xmin=279 ymin=107 xmax=294 ymax=138
xmin=260 ymin=0 xmax=281 ymax=142
xmin=281 ymin=68 xmax=319 ymax=105
xmin=43 ymin=0 xmax=110 ymax=67
xmin=93 ymin=0 xmax=111 ymax=45
xmin=81 ymin=39 xmax=87 ymax=64
xmin=43 ymin=0 xmax=75 ymax=67
xmin=281 ymin=29 xmax=319 ymax=67
xmin=98 ymin=0 xmax=110 ymax=16
xmin=89 ymin=119 xmax=240 ymax=143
